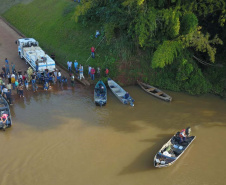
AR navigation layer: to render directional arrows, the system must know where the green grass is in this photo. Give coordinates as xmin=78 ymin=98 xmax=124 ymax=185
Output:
xmin=3 ymin=0 xmax=115 ymax=76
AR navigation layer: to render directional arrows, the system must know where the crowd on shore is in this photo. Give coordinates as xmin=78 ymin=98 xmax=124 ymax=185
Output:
xmin=1 ymin=58 xmax=77 ymax=105
xmin=2 ymin=56 xmax=109 ymax=106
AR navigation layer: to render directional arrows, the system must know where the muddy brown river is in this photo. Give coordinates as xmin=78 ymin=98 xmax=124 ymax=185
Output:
xmin=0 ymin=85 xmax=226 ymax=185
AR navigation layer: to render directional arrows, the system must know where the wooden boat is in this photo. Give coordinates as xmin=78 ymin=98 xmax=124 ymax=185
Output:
xmin=94 ymin=80 xmax=107 ymax=106
xmin=0 ymin=95 xmax=12 ymax=131
xmin=137 ymin=80 xmax=172 ymax=102
xmin=108 ymin=78 xmax=134 ymax=106
xmin=154 ymin=127 xmax=196 ymax=168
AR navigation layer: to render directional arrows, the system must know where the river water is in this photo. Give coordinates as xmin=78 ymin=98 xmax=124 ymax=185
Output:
xmin=0 ymin=85 xmax=226 ymax=185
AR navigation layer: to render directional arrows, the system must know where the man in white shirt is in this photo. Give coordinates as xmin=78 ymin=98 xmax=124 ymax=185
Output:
xmin=58 ymin=70 xmax=62 ymax=84
xmin=88 ymin=65 xmax=92 ymax=77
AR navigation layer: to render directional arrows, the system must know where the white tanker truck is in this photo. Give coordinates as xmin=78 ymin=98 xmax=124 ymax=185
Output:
xmin=16 ymin=38 xmax=56 ymax=72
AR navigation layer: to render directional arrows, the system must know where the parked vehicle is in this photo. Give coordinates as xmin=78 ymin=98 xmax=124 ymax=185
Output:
xmin=16 ymin=38 xmax=56 ymax=72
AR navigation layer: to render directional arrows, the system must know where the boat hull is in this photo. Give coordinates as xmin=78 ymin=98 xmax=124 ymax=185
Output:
xmin=137 ymin=80 xmax=172 ymax=102
xmin=94 ymin=80 xmax=107 ymax=106
xmin=154 ymin=133 xmax=196 ymax=168
xmin=0 ymin=95 xmax=12 ymax=130
xmin=108 ymin=78 xmax=134 ymax=106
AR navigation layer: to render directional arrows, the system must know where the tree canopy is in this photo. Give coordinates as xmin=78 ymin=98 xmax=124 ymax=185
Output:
xmin=74 ymin=0 xmax=226 ymax=95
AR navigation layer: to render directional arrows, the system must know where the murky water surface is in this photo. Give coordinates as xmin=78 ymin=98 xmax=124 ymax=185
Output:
xmin=0 ymin=85 xmax=226 ymax=185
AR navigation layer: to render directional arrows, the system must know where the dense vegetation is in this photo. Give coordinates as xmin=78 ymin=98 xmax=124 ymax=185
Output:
xmin=2 ymin=0 xmax=226 ymax=97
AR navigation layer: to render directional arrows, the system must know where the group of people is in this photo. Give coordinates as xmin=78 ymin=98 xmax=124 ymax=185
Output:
xmin=1 ymin=58 xmax=77 ymax=105
xmin=88 ymin=66 xmax=109 ymax=80
xmin=67 ymin=59 xmax=109 ymax=81
xmin=67 ymin=61 xmax=85 ymax=80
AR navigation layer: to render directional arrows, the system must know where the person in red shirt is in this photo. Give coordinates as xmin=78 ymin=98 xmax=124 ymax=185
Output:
xmin=105 ymin=68 xmax=109 ymax=77
xmin=91 ymin=67 xmax=95 ymax=80
xmin=91 ymin=46 xmax=95 ymax=58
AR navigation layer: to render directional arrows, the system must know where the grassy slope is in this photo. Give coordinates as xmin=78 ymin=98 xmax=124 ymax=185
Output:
xmin=3 ymin=0 xmax=113 ymax=76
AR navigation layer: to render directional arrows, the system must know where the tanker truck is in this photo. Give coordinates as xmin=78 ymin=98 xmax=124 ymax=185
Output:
xmin=16 ymin=38 xmax=56 ymax=72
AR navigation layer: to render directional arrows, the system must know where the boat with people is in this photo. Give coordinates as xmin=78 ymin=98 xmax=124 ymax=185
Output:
xmin=0 ymin=95 xmax=12 ymax=131
xmin=108 ymin=78 xmax=134 ymax=106
xmin=154 ymin=127 xmax=196 ymax=168
xmin=94 ymin=80 xmax=107 ymax=106
xmin=137 ymin=80 xmax=172 ymax=102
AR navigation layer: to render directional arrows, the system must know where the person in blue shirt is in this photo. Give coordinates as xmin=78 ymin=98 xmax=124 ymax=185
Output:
xmin=74 ymin=60 xmax=78 ymax=73
xmin=31 ymin=78 xmax=37 ymax=92
xmin=95 ymin=30 xmax=100 ymax=38
xmin=5 ymin=58 xmax=8 ymax=65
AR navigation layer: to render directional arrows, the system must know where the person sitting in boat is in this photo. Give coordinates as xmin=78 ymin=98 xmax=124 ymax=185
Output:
xmin=99 ymin=84 xmax=104 ymax=94
xmin=179 ymin=129 xmax=187 ymax=143
xmin=0 ymin=114 xmax=8 ymax=131
xmin=124 ymin=92 xmax=130 ymax=99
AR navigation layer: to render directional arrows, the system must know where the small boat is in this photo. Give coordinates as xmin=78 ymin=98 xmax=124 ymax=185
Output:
xmin=0 ymin=95 xmax=12 ymax=131
xmin=94 ymin=80 xmax=107 ymax=106
xmin=137 ymin=80 xmax=172 ymax=102
xmin=154 ymin=127 xmax=196 ymax=168
xmin=108 ymin=78 xmax=134 ymax=106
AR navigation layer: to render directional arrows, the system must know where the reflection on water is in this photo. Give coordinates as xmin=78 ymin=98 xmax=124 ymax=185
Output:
xmin=0 ymin=85 xmax=225 ymax=185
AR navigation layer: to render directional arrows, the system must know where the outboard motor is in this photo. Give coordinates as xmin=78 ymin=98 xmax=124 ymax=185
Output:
xmin=185 ymin=127 xmax=191 ymax=136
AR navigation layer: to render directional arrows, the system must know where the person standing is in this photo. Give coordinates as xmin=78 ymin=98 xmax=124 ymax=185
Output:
xmin=35 ymin=60 xmax=39 ymax=72
xmin=0 ymin=77 xmax=3 ymax=86
xmin=58 ymin=70 xmax=62 ymax=84
xmin=7 ymin=73 xmax=11 ymax=84
xmin=54 ymin=70 xmax=58 ymax=84
xmin=11 ymin=74 xmax=16 ymax=90
xmin=105 ymin=68 xmax=109 ymax=77
xmin=11 ymin=63 xmax=15 ymax=72
xmin=2 ymin=65 xmax=6 ymax=76
xmin=6 ymin=92 xmax=13 ymax=105
xmin=18 ymin=83 xmax=24 ymax=98
xmin=44 ymin=81 xmax=49 ymax=90
xmin=5 ymin=58 xmax=8 ymax=65
xmin=79 ymin=65 xmax=85 ymax=80
xmin=95 ymin=30 xmax=100 ymax=38
xmin=91 ymin=46 xmax=95 ymax=58
xmin=31 ymin=78 xmax=37 ymax=92
xmin=67 ymin=61 xmax=71 ymax=72
xmin=25 ymin=78 xmax=29 ymax=90
xmin=71 ymin=74 xmax=75 ymax=87
xmin=15 ymin=80 xmax=19 ymax=94
xmin=69 ymin=61 xmax=72 ymax=72
xmin=6 ymin=83 xmax=11 ymax=94
xmin=88 ymin=65 xmax=92 ymax=77
xmin=2 ymin=86 xmax=8 ymax=98
xmin=97 ymin=67 xmax=101 ymax=78
xmin=74 ymin=60 xmax=78 ymax=73
xmin=5 ymin=63 xmax=10 ymax=74
xmin=91 ymin=67 xmax=95 ymax=80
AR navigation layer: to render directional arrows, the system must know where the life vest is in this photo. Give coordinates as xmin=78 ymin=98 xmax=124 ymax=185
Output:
xmin=179 ymin=129 xmax=186 ymax=138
